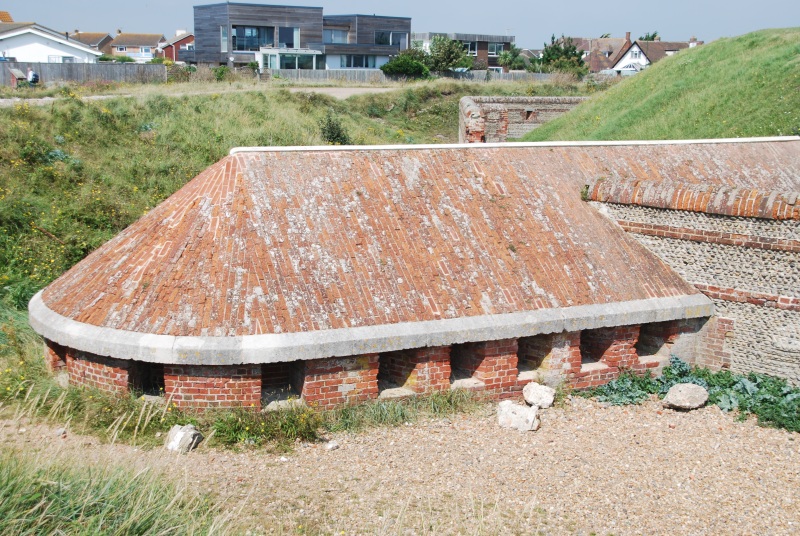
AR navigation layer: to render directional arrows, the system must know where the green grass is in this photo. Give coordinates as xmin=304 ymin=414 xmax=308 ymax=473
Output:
xmin=0 ymin=447 xmax=230 ymax=535
xmin=524 ymin=27 xmax=800 ymax=141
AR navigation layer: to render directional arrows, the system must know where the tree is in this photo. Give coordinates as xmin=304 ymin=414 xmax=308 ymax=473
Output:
xmin=497 ymin=44 xmax=527 ymax=72
xmin=639 ymin=31 xmax=659 ymax=41
xmin=529 ymin=34 xmax=588 ymax=78
xmin=426 ymin=35 xmax=468 ymax=72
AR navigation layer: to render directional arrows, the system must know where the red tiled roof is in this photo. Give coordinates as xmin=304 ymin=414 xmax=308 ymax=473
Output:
xmin=39 ymin=142 xmax=768 ymax=338
xmin=109 ymin=33 xmax=165 ymax=47
xmin=0 ymin=11 xmax=13 ymax=22
xmin=637 ymin=40 xmax=697 ymax=63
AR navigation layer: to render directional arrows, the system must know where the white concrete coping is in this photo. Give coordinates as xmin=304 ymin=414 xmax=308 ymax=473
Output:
xmin=29 ymin=291 xmax=713 ymax=366
xmin=229 ymin=136 xmax=800 ymax=155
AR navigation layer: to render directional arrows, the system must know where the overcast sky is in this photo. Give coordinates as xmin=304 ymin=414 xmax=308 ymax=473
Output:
xmin=5 ymin=0 xmax=798 ymax=48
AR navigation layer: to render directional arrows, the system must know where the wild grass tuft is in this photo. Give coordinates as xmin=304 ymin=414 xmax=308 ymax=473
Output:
xmin=0 ymin=447 xmax=230 ymax=535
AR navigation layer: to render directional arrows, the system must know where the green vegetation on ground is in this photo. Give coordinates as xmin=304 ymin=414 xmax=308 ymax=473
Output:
xmin=0 ymin=447 xmax=229 ymax=535
xmin=524 ymin=28 xmax=800 ymax=141
xmin=589 ymin=357 xmax=800 ymax=432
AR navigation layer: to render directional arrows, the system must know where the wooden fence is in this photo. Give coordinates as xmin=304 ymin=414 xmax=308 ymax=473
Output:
xmin=0 ymin=62 xmax=168 ymax=86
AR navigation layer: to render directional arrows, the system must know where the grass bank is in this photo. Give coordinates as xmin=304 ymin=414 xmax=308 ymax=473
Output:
xmin=524 ymin=27 xmax=800 ymax=141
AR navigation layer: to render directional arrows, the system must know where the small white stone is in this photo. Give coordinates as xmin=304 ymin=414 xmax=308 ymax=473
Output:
xmin=523 ymin=382 xmax=556 ymax=408
xmin=326 ymin=440 xmax=340 ymax=451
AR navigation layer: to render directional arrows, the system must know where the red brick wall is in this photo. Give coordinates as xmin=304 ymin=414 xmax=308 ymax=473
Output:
xmin=571 ymin=325 xmax=640 ymax=388
xmin=452 ymin=339 xmax=519 ymax=394
xmin=44 ymin=339 xmax=67 ymax=371
xmin=163 ymin=364 xmax=262 ymax=409
xmin=299 ymin=354 xmax=379 ymax=409
xmin=695 ymin=317 xmax=734 ymax=371
xmin=66 ymin=350 xmax=131 ymax=394
xmin=379 ymin=346 xmax=451 ymax=393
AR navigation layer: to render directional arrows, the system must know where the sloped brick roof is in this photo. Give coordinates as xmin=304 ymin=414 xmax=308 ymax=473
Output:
xmin=36 ymin=141 xmax=747 ymax=345
xmin=587 ymin=137 xmax=800 ymax=219
xmin=0 ymin=11 xmax=13 ymax=22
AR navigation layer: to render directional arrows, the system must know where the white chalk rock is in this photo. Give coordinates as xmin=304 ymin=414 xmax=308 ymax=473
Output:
xmin=523 ymin=382 xmax=556 ymax=408
xmin=663 ymin=383 xmax=709 ymax=410
xmin=165 ymin=424 xmax=204 ymax=453
xmin=497 ymin=400 xmax=540 ymax=432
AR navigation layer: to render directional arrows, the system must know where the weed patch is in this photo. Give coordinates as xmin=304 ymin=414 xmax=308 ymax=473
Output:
xmin=588 ymin=356 xmax=800 ymax=432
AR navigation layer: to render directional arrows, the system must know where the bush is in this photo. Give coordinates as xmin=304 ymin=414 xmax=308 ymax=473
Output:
xmin=114 ymin=55 xmax=135 ymax=63
xmin=318 ymin=111 xmax=352 ymax=145
xmin=211 ymin=65 xmax=230 ymax=82
xmin=380 ymin=55 xmax=429 ymax=79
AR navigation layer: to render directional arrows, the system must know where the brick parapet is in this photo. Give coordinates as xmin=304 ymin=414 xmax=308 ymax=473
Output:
xmin=591 ymin=179 xmax=800 ymax=221
xmin=299 ymin=354 xmax=379 ymax=409
xmin=164 ymin=364 xmax=262 ymax=409
xmin=617 ymin=220 xmax=800 ymax=253
xmin=66 ymin=350 xmax=131 ymax=394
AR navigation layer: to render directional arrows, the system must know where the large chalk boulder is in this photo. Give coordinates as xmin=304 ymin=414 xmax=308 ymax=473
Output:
xmin=497 ymin=400 xmax=540 ymax=432
xmin=165 ymin=424 xmax=204 ymax=453
xmin=662 ymin=383 xmax=709 ymax=410
xmin=523 ymin=382 xmax=556 ymax=408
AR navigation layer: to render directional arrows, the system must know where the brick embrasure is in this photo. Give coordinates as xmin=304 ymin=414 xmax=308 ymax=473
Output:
xmin=570 ymin=325 xmax=641 ymax=389
xmin=694 ymin=317 xmax=734 ymax=371
xmin=379 ymin=346 xmax=451 ymax=394
xmin=451 ymin=339 xmax=519 ymax=396
xmin=298 ymin=354 xmax=379 ymax=409
xmin=66 ymin=350 xmax=132 ymax=394
xmin=44 ymin=339 xmax=67 ymax=372
xmin=163 ymin=364 xmax=262 ymax=409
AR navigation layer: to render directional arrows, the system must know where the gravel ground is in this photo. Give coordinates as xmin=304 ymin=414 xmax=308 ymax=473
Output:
xmin=2 ymin=396 xmax=798 ymax=535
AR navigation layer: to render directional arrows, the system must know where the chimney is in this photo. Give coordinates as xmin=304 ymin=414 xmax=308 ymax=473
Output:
xmin=625 ymin=31 xmax=631 ymax=42
xmin=175 ymin=29 xmax=187 ymax=37
xmin=655 ymin=36 xmax=661 ymax=41
xmin=65 ymin=32 xmax=69 ymax=40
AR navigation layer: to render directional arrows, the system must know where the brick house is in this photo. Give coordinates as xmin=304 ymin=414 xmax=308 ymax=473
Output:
xmin=69 ymin=32 xmax=114 ymax=55
xmin=612 ymin=37 xmax=703 ymax=74
xmin=108 ymin=32 xmax=166 ymax=63
xmin=411 ymin=32 xmax=514 ymax=70
xmin=35 ymin=140 xmax=800 ymax=410
xmin=159 ymin=31 xmax=194 ymax=62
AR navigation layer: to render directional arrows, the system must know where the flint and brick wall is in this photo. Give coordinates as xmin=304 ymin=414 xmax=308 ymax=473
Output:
xmin=459 ymin=96 xmax=588 ymax=143
xmin=592 ymin=188 xmax=800 ymax=384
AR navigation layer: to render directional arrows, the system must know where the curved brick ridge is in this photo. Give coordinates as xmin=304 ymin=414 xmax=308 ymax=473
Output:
xmin=591 ymin=178 xmax=800 ymax=220
xmin=38 ymin=143 xmax=742 ymax=340
xmin=29 ymin=291 xmax=713 ymax=365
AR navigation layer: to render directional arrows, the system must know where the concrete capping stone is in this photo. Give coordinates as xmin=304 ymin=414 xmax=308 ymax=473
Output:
xmin=229 ymin=136 xmax=799 ymax=155
xmin=29 ymin=291 xmax=713 ymax=366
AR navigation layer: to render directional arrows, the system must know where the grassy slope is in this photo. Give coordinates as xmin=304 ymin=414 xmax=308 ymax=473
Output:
xmin=524 ymin=28 xmax=800 ymax=141
xmin=0 ymin=80 xmax=589 ymax=312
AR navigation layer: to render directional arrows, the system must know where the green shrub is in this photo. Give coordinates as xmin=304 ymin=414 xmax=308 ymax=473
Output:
xmin=318 ymin=111 xmax=352 ymax=145
xmin=380 ymin=55 xmax=430 ymax=78
xmin=114 ymin=55 xmax=135 ymax=63
xmin=211 ymin=65 xmax=230 ymax=82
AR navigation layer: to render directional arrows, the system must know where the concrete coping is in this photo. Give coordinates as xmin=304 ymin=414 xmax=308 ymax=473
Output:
xmin=29 ymin=291 xmax=713 ymax=366
xmin=229 ymin=136 xmax=800 ymax=155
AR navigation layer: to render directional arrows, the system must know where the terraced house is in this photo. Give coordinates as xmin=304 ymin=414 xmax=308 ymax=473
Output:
xmin=192 ymin=2 xmax=410 ymax=69
xmin=108 ymin=32 xmax=167 ymax=63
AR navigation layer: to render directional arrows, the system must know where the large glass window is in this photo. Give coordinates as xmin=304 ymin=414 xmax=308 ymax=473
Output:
xmin=220 ymin=26 xmax=228 ymax=53
xmin=232 ymin=26 xmax=273 ymax=51
xmin=323 ymin=29 xmax=348 ymax=44
xmin=278 ymin=27 xmax=300 ymax=48
xmin=375 ymin=31 xmax=408 ymax=49
xmin=340 ymin=55 xmax=377 ymax=68
xmin=488 ymin=42 xmax=504 ymax=56
xmin=463 ymin=41 xmax=478 ymax=55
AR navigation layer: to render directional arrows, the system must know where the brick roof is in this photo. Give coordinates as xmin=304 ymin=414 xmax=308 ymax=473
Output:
xmin=109 ymin=33 xmax=165 ymax=47
xmin=0 ymin=11 xmax=13 ymax=22
xmin=571 ymin=37 xmax=631 ymax=72
xmin=637 ymin=40 xmax=697 ymax=63
xmin=37 ymin=142 xmax=746 ymax=340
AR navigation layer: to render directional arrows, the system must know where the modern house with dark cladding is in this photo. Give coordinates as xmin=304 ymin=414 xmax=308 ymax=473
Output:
xmin=192 ymin=2 xmax=410 ymax=69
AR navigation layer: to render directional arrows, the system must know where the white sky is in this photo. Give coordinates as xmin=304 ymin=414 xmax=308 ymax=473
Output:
xmin=5 ymin=0 xmax=798 ymax=48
